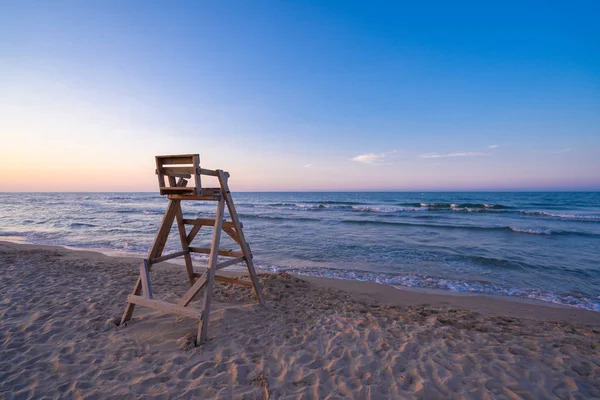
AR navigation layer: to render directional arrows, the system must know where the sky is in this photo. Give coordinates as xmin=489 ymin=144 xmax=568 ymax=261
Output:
xmin=0 ymin=1 xmax=599 ymax=191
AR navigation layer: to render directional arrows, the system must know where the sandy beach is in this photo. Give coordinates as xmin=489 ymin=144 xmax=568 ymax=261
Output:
xmin=1 ymin=241 xmax=599 ymax=399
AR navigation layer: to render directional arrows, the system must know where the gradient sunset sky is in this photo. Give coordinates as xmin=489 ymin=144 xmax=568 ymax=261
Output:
xmin=1 ymin=1 xmax=599 ymax=191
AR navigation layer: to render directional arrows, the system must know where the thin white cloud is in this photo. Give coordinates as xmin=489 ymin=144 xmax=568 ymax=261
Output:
xmin=419 ymin=152 xmax=490 ymax=159
xmin=488 ymin=144 xmax=499 ymax=149
xmin=351 ymin=153 xmax=386 ymax=164
xmin=550 ymin=148 xmax=571 ymax=154
xmin=304 ymin=164 xmax=312 ymax=168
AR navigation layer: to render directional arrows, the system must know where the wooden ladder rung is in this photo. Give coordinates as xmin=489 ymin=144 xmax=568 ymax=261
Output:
xmin=150 ymin=250 xmax=189 ymax=264
xmin=189 ymin=247 xmax=243 ymax=258
xmin=194 ymin=273 xmax=252 ymax=287
xmin=182 ymin=218 xmax=236 ymax=229
xmin=127 ymin=295 xmax=203 ymax=319
xmin=216 ymin=256 xmax=246 ymax=270
xmin=215 ymin=276 xmax=252 ymax=286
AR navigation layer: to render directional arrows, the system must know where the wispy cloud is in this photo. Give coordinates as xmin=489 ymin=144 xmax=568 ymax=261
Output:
xmin=351 ymin=150 xmax=396 ymax=164
xmin=488 ymin=144 xmax=499 ymax=149
xmin=351 ymin=153 xmax=386 ymax=164
xmin=304 ymin=164 xmax=312 ymax=168
xmin=419 ymin=152 xmax=490 ymax=159
xmin=550 ymin=148 xmax=571 ymax=154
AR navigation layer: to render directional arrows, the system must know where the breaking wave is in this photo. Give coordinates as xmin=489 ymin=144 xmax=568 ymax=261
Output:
xmin=258 ymin=264 xmax=600 ymax=312
xmin=521 ymin=211 xmax=600 ymax=221
xmin=340 ymin=219 xmax=599 ymax=238
xmin=508 ymin=227 xmax=552 ymax=235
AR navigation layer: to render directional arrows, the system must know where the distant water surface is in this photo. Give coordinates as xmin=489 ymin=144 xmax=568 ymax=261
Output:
xmin=1 ymin=192 xmax=599 ymax=311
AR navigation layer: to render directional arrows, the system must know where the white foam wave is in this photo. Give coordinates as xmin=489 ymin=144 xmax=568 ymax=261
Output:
xmin=351 ymin=206 xmax=422 ymax=213
xmin=256 ymin=264 xmax=599 ymax=312
xmin=255 ymin=203 xmax=330 ymax=211
xmin=509 ymin=227 xmax=552 ymax=235
xmin=522 ymin=211 xmax=600 ymax=221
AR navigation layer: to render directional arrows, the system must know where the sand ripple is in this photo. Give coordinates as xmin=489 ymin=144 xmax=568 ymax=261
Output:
xmin=0 ymin=243 xmax=599 ymax=399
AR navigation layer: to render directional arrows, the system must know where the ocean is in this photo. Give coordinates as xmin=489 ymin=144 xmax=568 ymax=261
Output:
xmin=1 ymin=192 xmax=599 ymax=311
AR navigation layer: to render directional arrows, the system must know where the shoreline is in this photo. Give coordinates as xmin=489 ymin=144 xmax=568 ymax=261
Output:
xmin=2 ymin=191 xmax=599 ymax=315
xmin=2 ymin=240 xmax=598 ymax=325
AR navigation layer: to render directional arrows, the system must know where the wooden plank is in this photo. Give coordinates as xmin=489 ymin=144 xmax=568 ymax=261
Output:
xmin=155 ymin=156 xmax=166 ymax=191
xmin=189 ymin=247 xmax=243 ymax=258
xmin=177 ymin=272 xmax=207 ymax=307
xmin=156 ymin=153 xmax=198 ymax=158
xmin=156 ymin=155 xmax=196 ymax=165
xmin=197 ymin=196 xmax=226 ymax=345
xmin=163 ymin=172 xmax=192 ymax=179
xmin=200 ymin=188 xmax=221 ymax=196
xmin=182 ymin=218 xmax=236 ymax=229
xmin=193 ymin=154 xmax=201 ymax=196
xmin=215 ymin=275 xmax=252 ymax=286
xmin=175 ymin=201 xmax=196 ymax=285
xmin=167 ymin=194 xmax=220 ymax=201
xmin=139 ymin=259 xmax=153 ymax=299
xmin=223 ymin=226 xmax=241 ymax=244
xmin=176 ymin=177 xmax=188 ymax=187
xmin=150 ymin=250 xmax=189 ymax=264
xmin=159 ymin=186 xmax=195 ymax=192
xmin=159 ymin=166 xmax=196 ymax=176
xmin=186 ymin=225 xmax=201 ymax=244
xmin=127 ymin=295 xmax=202 ymax=320
xmin=217 ymin=170 xmax=265 ymax=306
xmin=215 ymin=256 xmax=245 ymax=270
xmin=150 ymin=200 xmax=180 ymax=260
xmin=199 ymin=168 xmax=218 ymax=176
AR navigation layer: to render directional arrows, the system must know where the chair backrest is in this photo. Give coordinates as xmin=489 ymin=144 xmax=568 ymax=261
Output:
xmin=155 ymin=154 xmax=201 ymax=196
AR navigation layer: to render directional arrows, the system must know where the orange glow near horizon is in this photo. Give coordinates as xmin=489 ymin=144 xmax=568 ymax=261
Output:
xmin=1 ymin=80 xmax=598 ymax=192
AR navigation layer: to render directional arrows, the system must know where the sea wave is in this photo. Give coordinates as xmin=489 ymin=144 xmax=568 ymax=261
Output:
xmin=351 ymin=205 xmax=419 ymax=213
xmin=255 ymin=203 xmax=333 ymax=210
xmin=110 ymin=208 xmax=165 ymax=215
xmin=69 ymin=222 xmax=97 ymax=228
xmin=257 ymin=264 xmax=600 ymax=312
xmin=396 ymin=202 xmax=513 ymax=210
xmin=142 ymin=210 xmax=165 ymax=215
xmin=236 ymin=202 xmax=600 ymax=222
xmin=0 ymin=230 xmax=28 ymax=237
xmin=508 ymin=226 xmax=552 ymax=235
xmin=340 ymin=219 xmax=600 ymax=238
xmin=238 ymin=213 xmax=320 ymax=222
xmin=100 ymin=195 xmax=161 ymax=201
xmin=304 ymin=200 xmax=362 ymax=205
xmin=521 ymin=211 xmax=600 ymax=221
xmin=252 ymin=202 xmax=519 ymax=214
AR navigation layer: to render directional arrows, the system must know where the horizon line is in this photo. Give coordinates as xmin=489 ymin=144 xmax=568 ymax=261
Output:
xmin=1 ymin=189 xmax=600 ymax=193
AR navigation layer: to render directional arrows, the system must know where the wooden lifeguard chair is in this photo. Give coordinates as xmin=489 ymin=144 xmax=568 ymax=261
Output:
xmin=120 ymin=154 xmax=265 ymax=345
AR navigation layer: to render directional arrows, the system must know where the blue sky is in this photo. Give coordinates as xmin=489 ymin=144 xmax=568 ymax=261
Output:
xmin=0 ymin=1 xmax=599 ymax=191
